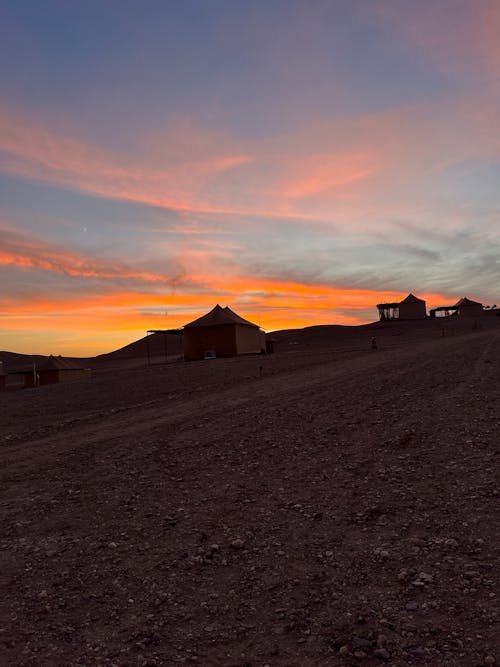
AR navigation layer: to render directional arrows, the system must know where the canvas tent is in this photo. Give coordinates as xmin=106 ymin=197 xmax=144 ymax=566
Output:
xmin=24 ymin=356 xmax=90 ymax=387
xmin=183 ymin=304 xmax=266 ymax=361
xmin=376 ymin=293 xmax=427 ymax=320
xmin=454 ymin=297 xmax=483 ymax=317
xmin=430 ymin=296 xmax=484 ymax=318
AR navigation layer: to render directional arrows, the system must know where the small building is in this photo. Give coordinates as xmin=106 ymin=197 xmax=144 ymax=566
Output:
xmin=183 ymin=304 xmax=266 ymax=361
xmin=430 ymin=296 xmax=484 ymax=318
xmin=454 ymin=296 xmax=483 ymax=317
xmin=24 ymin=356 xmax=90 ymax=387
xmin=376 ymin=293 xmax=427 ymax=321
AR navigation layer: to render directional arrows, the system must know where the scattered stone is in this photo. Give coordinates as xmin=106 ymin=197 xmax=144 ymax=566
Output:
xmin=230 ymin=539 xmax=245 ymax=549
xmin=353 ymin=650 xmax=367 ymax=659
xmin=374 ymin=647 xmax=391 ymax=661
xmin=484 ymin=657 xmax=496 ymax=665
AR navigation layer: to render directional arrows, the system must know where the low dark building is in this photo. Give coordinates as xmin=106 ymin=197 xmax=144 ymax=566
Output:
xmin=24 ymin=356 xmax=90 ymax=387
xmin=430 ymin=296 xmax=484 ymax=318
xmin=183 ymin=304 xmax=266 ymax=361
xmin=376 ymin=293 xmax=427 ymax=320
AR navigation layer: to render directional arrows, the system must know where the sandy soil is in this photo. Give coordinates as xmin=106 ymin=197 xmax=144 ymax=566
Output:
xmin=1 ymin=321 xmax=499 ymax=666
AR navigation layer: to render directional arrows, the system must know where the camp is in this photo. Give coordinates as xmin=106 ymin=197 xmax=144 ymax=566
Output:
xmin=183 ymin=304 xmax=266 ymax=361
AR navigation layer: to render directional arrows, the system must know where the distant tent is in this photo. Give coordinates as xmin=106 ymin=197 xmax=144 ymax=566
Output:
xmin=430 ymin=296 xmax=484 ymax=318
xmin=376 ymin=293 xmax=427 ymax=320
xmin=398 ymin=293 xmax=427 ymax=320
xmin=454 ymin=296 xmax=483 ymax=317
xmin=24 ymin=355 xmax=90 ymax=387
xmin=183 ymin=304 xmax=266 ymax=361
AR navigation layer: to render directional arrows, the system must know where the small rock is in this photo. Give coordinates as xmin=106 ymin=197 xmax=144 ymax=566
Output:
xmin=374 ymin=648 xmax=391 ymax=661
xmin=353 ymin=650 xmax=367 ymax=659
xmin=406 ymin=601 xmax=418 ymax=611
xmin=484 ymin=657 xmax=496 ymax=665
xmin=338 ymin=645 xmax=349 ymax=655
xmin=230 ymin=539 xmax=245 ymax=549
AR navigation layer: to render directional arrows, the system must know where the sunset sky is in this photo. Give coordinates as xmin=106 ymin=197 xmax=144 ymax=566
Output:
xmin=1 ymin=0 xmax=499 ymax=355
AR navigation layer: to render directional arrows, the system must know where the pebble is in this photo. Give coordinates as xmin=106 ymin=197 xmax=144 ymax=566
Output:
xmin=484 ymin=657 xmax=496 ymax=665
xmin=405 ymin=601 xmax=418 ymax=611
xmin=374 ymin=648 xmax=391 ymax=661
xmin=230 ymin=539 xmax=245 ymax=549
xmin=338 ymin=645 xmax=349 ymax=655
xmin=353 ymin=650 xmax=367 ymax=659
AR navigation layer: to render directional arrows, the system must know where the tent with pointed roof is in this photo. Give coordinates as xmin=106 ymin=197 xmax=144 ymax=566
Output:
xmin=454 ymin=296 xmax=483 ymax=317
xmin=398 ymin=293 xmax=427 ymax=320
xmin=430 ymin=296 xmax=484 ymax=318
xmin=24 ymin=355 xmax=90 ymax=387
xmin=183 ymin=305 xmax=266 ymax=361
xmin=376 ymin=293 xmax=427 ymax=320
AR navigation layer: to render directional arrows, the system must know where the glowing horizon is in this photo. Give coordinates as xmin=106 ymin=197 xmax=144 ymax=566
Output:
xmin=1 ymin=1 xmax=499 ymax=355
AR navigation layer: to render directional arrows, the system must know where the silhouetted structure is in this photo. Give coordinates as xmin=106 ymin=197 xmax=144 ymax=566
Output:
xmin=24 ymin=356 xmax=90 ymax=387
xmin=183 ymin=305 xmax=266 ymax=361
xmin=376 ymin=293 xmax=427 ymax=320
xmin=430 ymin=296 xmax=484 ymax=318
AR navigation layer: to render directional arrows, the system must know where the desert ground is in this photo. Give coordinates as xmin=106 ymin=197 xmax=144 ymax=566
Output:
xmin=1 ymin=318 xmax=499 ymax=666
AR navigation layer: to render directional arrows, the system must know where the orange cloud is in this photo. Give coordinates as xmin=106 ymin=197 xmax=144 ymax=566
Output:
xmin=0 ymin=259 xmax=453 ymax=354
xmin=0 ymin=227 xmax=181 ymax=285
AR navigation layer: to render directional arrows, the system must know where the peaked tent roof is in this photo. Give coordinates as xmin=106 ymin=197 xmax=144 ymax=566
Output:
xmin=38 ymin=355 xmax=84 ymax=371
xmin=184 ymin=304 xmax=259 ymax=329
xmin=399 ymin=293 xmax=425 ymax=304
xmin=454 ymin=296 xmax=483 ymax=307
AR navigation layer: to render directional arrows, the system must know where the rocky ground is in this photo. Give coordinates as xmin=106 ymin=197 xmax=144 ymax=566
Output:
xmin=1 ymin=321 xmax=499 ymax=666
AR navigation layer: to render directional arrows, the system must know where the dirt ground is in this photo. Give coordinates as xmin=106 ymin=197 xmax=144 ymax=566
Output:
xmin=1 ymin=320 xmax=499 ymax=666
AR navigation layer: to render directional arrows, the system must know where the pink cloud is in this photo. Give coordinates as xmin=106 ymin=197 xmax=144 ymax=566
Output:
xmin=0 ymin=226 xmax=181 ymax=285
xmin=1 ymin=90 xmax=500 ymax=232
xmin=0 ymin=106 xmax=252 ymax=215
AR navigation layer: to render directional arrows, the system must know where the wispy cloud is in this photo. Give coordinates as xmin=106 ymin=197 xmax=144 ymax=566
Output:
xmin=0 ymin=226 xmax=184 ymax=286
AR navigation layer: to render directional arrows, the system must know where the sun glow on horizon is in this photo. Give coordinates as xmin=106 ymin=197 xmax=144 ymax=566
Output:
xmin=1 ymin=1 xmax=499 ymax=355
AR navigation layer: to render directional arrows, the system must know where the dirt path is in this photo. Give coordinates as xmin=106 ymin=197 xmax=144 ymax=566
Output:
xmin=1 ymin=330 xmax=499 ymax=666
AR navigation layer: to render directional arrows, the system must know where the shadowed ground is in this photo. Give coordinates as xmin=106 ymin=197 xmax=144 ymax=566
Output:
xmin=1 ymin=321 xmax=499 ymax=666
